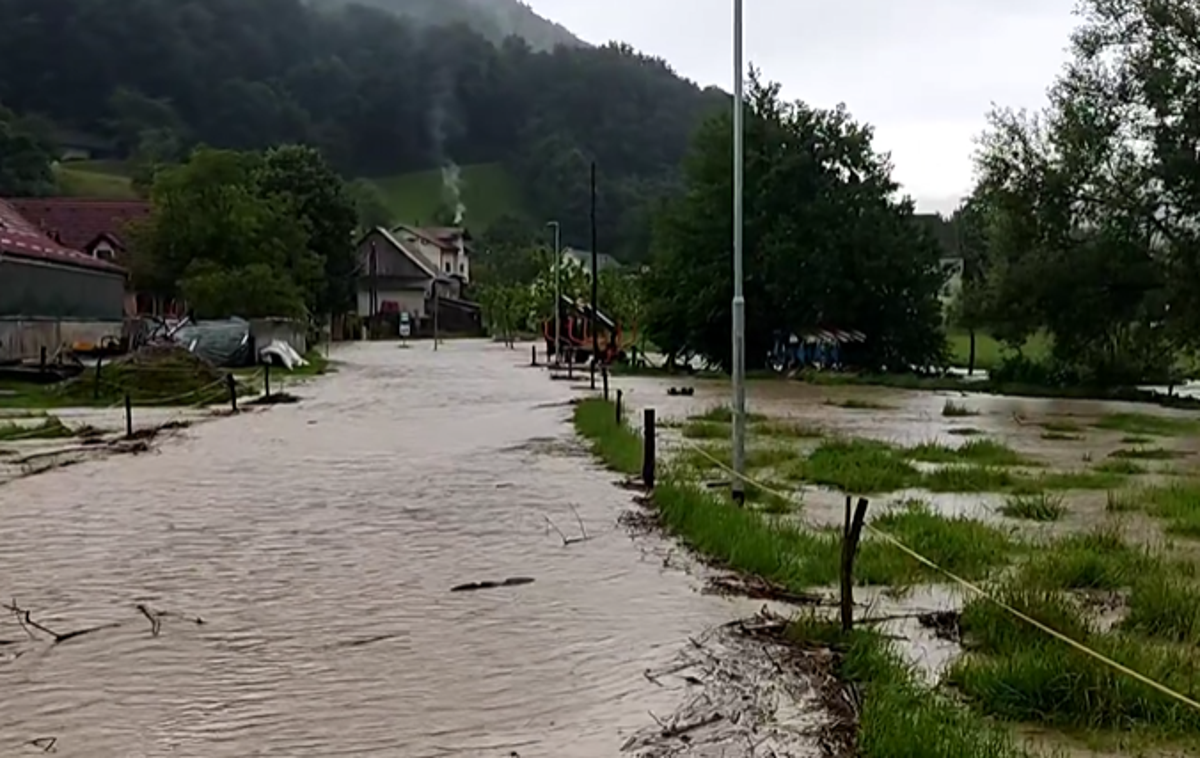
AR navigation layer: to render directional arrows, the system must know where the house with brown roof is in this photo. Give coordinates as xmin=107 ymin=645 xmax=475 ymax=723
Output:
xmin=355 ymin=225 xmax=480 ymax=336
xmin=0 ymin=199 xmax=128 ymax=360
xmin=7 ymin=198 xmax=151 ymax=264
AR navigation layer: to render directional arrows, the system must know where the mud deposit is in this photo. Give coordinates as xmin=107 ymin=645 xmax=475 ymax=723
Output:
xmin=0 ymin=341 xmax=831 ymax=757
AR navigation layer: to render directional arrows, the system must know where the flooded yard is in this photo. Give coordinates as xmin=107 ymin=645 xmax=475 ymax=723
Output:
xmin=0 ymin=341 xmax=829 ymax=756
xmin=604 ymin=370 xmax=1200 ymax=756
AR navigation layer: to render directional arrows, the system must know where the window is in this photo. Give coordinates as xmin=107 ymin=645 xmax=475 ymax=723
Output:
xmin=459 ymin=262 xmax=466 ymax=274
xmin=444 ymin=261 xmax=451 ymax=272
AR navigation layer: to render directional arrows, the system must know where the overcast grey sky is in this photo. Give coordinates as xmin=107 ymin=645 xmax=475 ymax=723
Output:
xmin=526 ymin=0 xmax=1078 ymax=213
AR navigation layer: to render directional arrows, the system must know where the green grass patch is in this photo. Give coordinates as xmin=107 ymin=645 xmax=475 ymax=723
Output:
xmin=1094 ymin=458 xmax=1147 ymax=475
xmin=0 ymin=416 xmax=74 ymax=441
xmin=687 ymin=405 xmax=767 ymax=423
xmin=369 ymin=162 xmax=523 ymax=231
xmin=788 ymin=617 xmax=1035 ymax=758
xmin=1124 ymin=574 xmax=1200 ymax=645
xmin=754 ymin=419 xmax=823 ymax=438
xmin=681 ymin=420 xmax=728 ymax=440
xmin=949 ymin=585 xmax=1200 ymax=738
xmin=572 ymin=398 xmax=642 ymax=476
xmin=999 ymin=492 xmax=1067 ymax=521
xmin=53 ymin=160 xmax=138 ymax=198
xmin=947 ymin=329 xmax=1052 ymax=372
xmin=1121 ymin=435 xmax=1155 ymax=444
xmin=785 ymin=438 xmax=918 ymax=493
xmin=907 ymin=438 xmax=1031 ymax=467
xmin=941 ymin=399 xmax=978 ymax=417
xmin=1092 ymin=412 xmax=1200 ymax=436
xmin=654 ymin=478 xmax=1014 ymax=588
xmin=1018 ymin=525 xmax=1150 ymax=591
xmin=1130 ymin=482 xmax=1200 ymax=537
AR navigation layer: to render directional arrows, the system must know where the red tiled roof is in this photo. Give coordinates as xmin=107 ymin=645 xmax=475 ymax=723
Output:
xmin=6 ymin=197 xmax=150 ymax=253
xmin=0 ymin=199 xmax=125 ymax=274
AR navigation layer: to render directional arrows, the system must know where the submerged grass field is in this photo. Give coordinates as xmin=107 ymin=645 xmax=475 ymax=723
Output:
xmin=574 ymin=396 xmax=1200 ymax=756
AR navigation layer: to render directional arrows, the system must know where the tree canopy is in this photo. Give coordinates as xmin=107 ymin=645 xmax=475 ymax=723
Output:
xmin=130 ymin=145 xmax=357 ymax=320
xmin=643 ymin=73 xmax=947 ymax=372
xmin=0 ymin=0 xmax=725 ymax=262
xmin=967 ymin=0 xmax=1200 ymax=386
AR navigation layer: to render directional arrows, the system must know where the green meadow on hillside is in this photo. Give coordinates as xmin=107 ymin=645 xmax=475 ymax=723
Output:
xmin=53 ymin=160 xmax=138 ymax=199
xmin=49 ymin=159 xmax=525 ymax=231
xmin=368 ymin=162 xmax=524 ymax=229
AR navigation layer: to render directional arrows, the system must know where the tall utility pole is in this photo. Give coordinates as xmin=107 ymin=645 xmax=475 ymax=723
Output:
xmin=589 ymin=161 xmax=599 ymax=390
xmin=731 ymin=0 xmax=747 ymax=505
xmin=547 ymin=220 xmax=561 ymax=365
xmin=369 ymin=239 xmax=378 ymax=340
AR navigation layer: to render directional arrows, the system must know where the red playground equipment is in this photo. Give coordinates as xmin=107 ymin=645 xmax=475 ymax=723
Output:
xmin=542 ymin=295 xmax=627 ymax=365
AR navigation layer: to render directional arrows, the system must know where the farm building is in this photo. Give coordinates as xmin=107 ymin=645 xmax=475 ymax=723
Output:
xmin=0 ymin=198 xmax=127 ymax=361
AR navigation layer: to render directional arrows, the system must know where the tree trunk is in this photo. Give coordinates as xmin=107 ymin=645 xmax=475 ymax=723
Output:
xmin=968 ymin=329 xmax=977 ymax=376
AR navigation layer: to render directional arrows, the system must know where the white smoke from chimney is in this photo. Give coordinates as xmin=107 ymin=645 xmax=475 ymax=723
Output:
xmin=441 ymin=162 xmax=466 ymax=226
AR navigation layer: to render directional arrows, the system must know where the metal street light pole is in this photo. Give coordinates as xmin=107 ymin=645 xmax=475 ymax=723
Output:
xmin=731 ymin=0 xmax=747 ymax=505
xmin=547 ymin=220 xmax=561 ymax=365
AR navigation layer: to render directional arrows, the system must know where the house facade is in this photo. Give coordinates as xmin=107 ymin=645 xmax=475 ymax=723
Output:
xmin=561 ymin=247 xmax=621 ymax=275
xmin=0 ymin=199 xmax=127 ymax=360
xmin=355 ymin=225 xmax=481 ymax=336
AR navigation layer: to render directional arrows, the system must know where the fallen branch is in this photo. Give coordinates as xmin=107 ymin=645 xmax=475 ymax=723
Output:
xmin=5 ymin=599 xmax=118 ymax=644
xmin=544 ymin=507 xmax=591 ymax=546
xmin=27 ymin=736 xmax=56 ymax=752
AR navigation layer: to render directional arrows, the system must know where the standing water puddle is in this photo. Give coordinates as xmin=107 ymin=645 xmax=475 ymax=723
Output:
xmin=0 ymin=341 xmax=825 ymax=756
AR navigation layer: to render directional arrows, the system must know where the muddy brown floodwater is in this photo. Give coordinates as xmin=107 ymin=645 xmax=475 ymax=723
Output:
xmin=0 ymin=341 xmax=804 ymax=757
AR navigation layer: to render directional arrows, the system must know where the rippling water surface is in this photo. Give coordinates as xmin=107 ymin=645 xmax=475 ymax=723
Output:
xmin=0 ymin=341 xmax=745 ymax=757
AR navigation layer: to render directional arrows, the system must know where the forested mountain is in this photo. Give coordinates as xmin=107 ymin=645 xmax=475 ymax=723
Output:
xmin=0 ymin=0 xmax=724 ymax=257
xmin=306 ymin=0 xmax=585 ymax=51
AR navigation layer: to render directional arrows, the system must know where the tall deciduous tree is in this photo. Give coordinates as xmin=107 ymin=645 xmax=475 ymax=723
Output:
xmin=972 ymin=0 xmax=1200 ymax=384
xmin=129 ymin=147 xmax=312 ymax=318
xmin=255 ymin=144 xmax=359 ymax=316
xmin=645 ymin=72 xmax=947 ymax=372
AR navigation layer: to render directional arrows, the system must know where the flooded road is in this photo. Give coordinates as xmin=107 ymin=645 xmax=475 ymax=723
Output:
xmin=0 ymin=341 xmax=771 ymax=757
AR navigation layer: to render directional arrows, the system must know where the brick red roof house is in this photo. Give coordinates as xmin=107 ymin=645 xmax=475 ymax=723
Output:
xmin=6 ymin=198 xmax=150 ymax=262
xmin=0 ymin=198 xmax=124 ymax=274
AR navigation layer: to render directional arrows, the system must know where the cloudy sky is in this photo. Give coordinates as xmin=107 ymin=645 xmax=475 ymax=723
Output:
xmin=525 ymin=0 xmax=1079 ymax=213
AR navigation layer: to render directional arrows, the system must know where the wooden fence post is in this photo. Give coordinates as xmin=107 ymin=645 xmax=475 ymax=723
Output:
xmin=840 ymin=495 xmax=870 ymax=632
xmin=615 ymin=389 xmax=623 ymax=423
xmin=227 ymin=373 xmax=237 ymax=412
xmin=124 ymin=393 xmax=132 ymax=438
xmin=642 ymin=408 xmax=656 ymax=489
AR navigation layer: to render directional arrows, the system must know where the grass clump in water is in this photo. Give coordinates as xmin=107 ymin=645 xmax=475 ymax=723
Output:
xmin=948 ymin=585 xmax=1200 ymax=738
xmin=572 ymin=398 xmax=642 ymax=476
xmin=786 ymin=438 xmax=918 ymax=493
xmin=1109 ymin=446 xmax=1186 ymax=461
xmin=1018 ymin=525 xmax=1149 ymax=591
xmin=1129 ymin=482 xmax=1200 ymax=538
xmin=907 ymin=438 xmax=1031 ymax=467
xmin=688 ymin=405 xmax=766 ymax=424
xmin=941 ymin=399 xmax=978 ymax=417
xmin=680 ymin=420 xmax=727 ymax=440
xmin=788 ymin=617 xmax=1034 ymax=758
xmin=1093 ymin=412 xmax=1199 ymax=436
xmin=1124 ymin=574 xmax=1200 ymax=644
xmin=1094 ymin=458 xmax=1147 ymax=475
xmin=999 ymin=492 xmax=1067 ymax=521
xmin=754 ymin=419 xmax=823 ymax=438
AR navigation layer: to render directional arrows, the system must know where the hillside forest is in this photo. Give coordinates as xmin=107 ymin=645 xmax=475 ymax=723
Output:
xmin=0 ymin=0 xmax=722 ymax=261
xmin=3 ymin=0 xmax=1200 ymax=389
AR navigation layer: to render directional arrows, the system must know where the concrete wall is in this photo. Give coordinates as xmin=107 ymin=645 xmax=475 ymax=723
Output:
xmin=0 ymin=319 xmax=122 ymax=362
xmin=249 ymin=318 xmax=307 ymax=357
